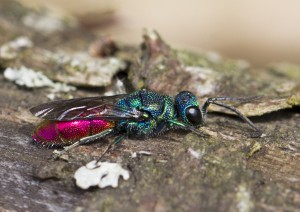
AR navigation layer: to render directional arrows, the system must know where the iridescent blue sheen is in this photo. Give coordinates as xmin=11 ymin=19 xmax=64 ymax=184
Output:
xmin=32 ymin=87 xmax=262 ymax=154
xmin=32 ymin=89 xmax=204 ymax=146
xmin=116 ymin=90 xmax=200 ymax=138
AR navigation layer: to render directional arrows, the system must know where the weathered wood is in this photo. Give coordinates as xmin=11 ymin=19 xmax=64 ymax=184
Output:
xmin=1 ymin=1 xmax=300 ymax=211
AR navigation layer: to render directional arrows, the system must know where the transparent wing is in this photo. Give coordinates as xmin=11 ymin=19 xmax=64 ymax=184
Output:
xmin=30 ymin=94 xmax=143 ymax=121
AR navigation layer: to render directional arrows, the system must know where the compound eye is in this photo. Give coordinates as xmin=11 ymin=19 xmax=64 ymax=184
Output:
xmin=186 ymin=106 xmax=202 ymax=125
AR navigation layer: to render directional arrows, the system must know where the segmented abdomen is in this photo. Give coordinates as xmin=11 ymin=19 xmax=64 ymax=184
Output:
xmin=33 ymin=119 xmax=115 ymax=146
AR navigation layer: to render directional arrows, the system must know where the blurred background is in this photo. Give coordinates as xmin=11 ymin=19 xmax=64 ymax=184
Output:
xmin=22 ymin=0 xmax=300 ymax=67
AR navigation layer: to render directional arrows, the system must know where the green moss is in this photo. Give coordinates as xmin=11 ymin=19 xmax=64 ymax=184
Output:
xmin=287 ymin=92 xmax=300 ymax=106
xmin=247 ymin=141 xmax=262 ymax=158
xmin=269 ymin=63 xmax=300 ymax=79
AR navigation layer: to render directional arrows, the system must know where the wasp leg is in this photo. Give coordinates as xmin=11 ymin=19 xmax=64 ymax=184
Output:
xmin=96 ymin=134 xmax=126 ymax=162
xmin=150 ymin=121 xmax=169 ymax=136
xmin=201 ymin=97 xmax=262 ymax=137
xmin=168 ymin=120 xmax=208 ymax=137
xmin=52 ymin=129 xmax=114 ymax=160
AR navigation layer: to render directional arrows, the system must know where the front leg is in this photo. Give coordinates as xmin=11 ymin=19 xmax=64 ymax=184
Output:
xmin=201 ymin=97 xmax=262 ymax=137
xmin=150 ymin=121 xmax=169 ymax=137
xmin=168 ymin=120 xmax=207 ymax=137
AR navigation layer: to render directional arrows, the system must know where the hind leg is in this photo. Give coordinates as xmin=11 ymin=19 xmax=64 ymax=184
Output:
xmin=52 ymin=129 xmax=114 ymax=160
xmin=96 ymin=134 xmax=126 ymax=162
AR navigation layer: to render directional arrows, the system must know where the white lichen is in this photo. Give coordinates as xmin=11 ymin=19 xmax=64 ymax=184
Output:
xmin=104 ymin=78 xmax=126 ymax=96
xmin=4 ymin=66 xmax=53 ymax=87
xmin=184 ymin=66 xmax=220 ymax=96
xmin=130 ymin=151 xmax=152 ymax=158
xmin=188 ymin=148 xmax=204 ymax=159
xmin=74 ymin=160 xmax=130 ymax=189
xmin=0 ymin=36 xmax=33 ymax=60
xmin=4 ymin=66 xmax=75 ymax=99
xmin=131 ymin=152 xmax=137 ymax=158
xmin=138 ymin=151 xmax=152 ymax=156
xmin=46 ymin=51 xmax=126 ymax=87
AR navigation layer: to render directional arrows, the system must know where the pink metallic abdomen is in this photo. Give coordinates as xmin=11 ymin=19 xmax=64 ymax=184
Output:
xmin=33 ymin=119 xmax=115 ymax=146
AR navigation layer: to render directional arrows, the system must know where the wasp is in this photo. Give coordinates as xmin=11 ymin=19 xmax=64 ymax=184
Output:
xmin=30 ymin=89 xmax=261 ymax=158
